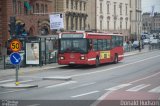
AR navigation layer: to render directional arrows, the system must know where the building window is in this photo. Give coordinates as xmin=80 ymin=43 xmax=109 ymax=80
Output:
xmin=71 ymin=0 xmax=73 ymax=9
xmin=100 ymin=3 xmax=103 ymax=13
xmin=36 ymin=3 xmax=39 ymax=13
xmin=120 ymin=3 xmax=122 ymax=15
xmin=66 ymin=16 xmax=69 ymax=30
xmin=32 ymin=5 xmax=35 ymax=13
xmin=18 ymin=1 xmax=22 ymax=14
xmin=100 ymin=20 xmax=102 ymax=30
xmin=107 ymin=21 xmax=109 ymax=30
xmin=114 ymin=2 xmax=116 ymax=15
xmin=107 ymin=3 xmax=110 ymax=14
xmin=126 ymin=21 xmax=128 ymax=29
xmin=125 ymin=4 xmax=128 ymax=15
xmin=41 ymin=4 xmax=44 ymax=13
xmin=84 ymin=2 xmax=86 ymax=11
xmin=45 ymin=4 xmax=48 ymax=13
xmin=114 ymin=21 xmax=116 ymax=30
xmin=13 ymin=0 xmax=17 ymax=14
xmin=66 ymin=0 xmax=69 ymax=8
xmin=120 ymin=21 xmax=122 ymax=29
xmin=80 ymin=2 xmax=82 ymax=10
xmin=75 ymin=1 xmax=78 ymax=10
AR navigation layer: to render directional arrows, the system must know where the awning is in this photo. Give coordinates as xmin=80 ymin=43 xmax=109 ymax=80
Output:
xmin=24 ymin=1 xmax=31 ymax=11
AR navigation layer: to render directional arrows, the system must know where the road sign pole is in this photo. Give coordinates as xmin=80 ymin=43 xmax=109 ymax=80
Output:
xmin=15 ymin=65 xmax=19 ymax=86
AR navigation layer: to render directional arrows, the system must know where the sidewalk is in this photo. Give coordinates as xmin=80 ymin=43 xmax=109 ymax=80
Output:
xmin=0 ymin=48 xmax=150 ymax=78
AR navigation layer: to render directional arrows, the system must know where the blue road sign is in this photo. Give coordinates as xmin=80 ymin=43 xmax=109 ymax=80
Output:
xmin=10 ymin=52 xmax=21 ymax=65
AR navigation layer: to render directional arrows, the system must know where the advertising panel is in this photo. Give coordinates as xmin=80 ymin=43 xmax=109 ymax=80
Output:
xmin=49 ymin=13 xmax=64 ymax=30
xmin=26 ymin=43 xmax=39 ymax=65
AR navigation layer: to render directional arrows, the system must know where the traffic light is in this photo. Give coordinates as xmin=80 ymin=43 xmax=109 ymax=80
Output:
xmin=15 ymin=22 xmax=26 ymax=37
xmin=8 ymin=16 xmax=16 ymax=36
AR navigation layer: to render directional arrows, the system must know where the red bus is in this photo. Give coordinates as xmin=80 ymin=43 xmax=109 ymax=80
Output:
xmin=58 ymin=32 xmax=124 ymax=67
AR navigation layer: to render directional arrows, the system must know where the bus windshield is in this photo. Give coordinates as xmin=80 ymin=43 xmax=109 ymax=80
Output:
xmin=60 ymin=39 xmax=88 ymax=54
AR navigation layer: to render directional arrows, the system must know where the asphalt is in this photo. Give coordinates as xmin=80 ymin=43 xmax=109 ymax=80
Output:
xmin=0 ymin=48 xmax=150 ymax=78
xmin=0 ymin=48 xmax=151 ymax=88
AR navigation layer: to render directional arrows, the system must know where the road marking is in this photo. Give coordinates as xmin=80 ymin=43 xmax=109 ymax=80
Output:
xmin=149 ymin=86 xmax=160 ymax=93
xmin=0 ymin=89 xmax=26 ymax=95
xmin=27 ymin=104 xmax=40 ymax=106
xmin=128 ymin=71 xmax=160 ymax=84
xmin=45 ymin=81 xmax=77 ymax=88
xmin=70 ymin=55 xmax=160 ymax=78
xmin=105 ymin=84 xmax=132 ymax=91
xmin=71 ymin=91 xmax=99 ymax=98
xmin=91 ymin=91 xmax=113 ymax=106
xmin=126 ymin=84 xmax=150 ymax=92
xmin=0 ymin=79 xmax=14 ymax=84
xmin=70 ymin=82 xmax=96 ymax=89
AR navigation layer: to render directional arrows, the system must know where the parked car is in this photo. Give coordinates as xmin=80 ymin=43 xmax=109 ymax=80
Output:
xmin=132 ymin=41 xmax=139 ymax=49
xmin=143 ymin=39 xmax=150 ymax=45
xmin=5 ymin=51 xmax=25 ymax=67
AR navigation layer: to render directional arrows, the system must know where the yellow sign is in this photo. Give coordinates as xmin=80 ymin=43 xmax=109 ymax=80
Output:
xmin=100 ymin=51 xmax=110 ymax=59
xmin=10 ymin=39 xmax=22 ymax=52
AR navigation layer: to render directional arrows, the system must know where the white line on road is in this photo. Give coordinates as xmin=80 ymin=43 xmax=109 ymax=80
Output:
xmin=70 ymin=82 xmax=96 ymax=89
xmin=126 ymin=84 xmax=150 ymax=92
xmin=90 ymin=91 xmax=113 ymax=106
xmin=70 ymin=55 xmax=160 ymax=78
xmin=149 ymin=86 xmax=160 ymax=93
xmin=128 ymin=71 xmax=160 ymax=84
xmin=45 ymin=81 xmax=77 ymax=88
xmin=71 ymin=91 xmax=99 ymax=98
xmin=105 ymin=84 xmax=132 ymax=91
xmin=27 ymin=104 xmax=40 ymax=106
xmin=0 ymin=79 xmax=14 ymax=84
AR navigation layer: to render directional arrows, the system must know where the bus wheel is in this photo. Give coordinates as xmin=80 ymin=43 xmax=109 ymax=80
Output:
xmin=95 ymin=57 xmax=100 ymax=67
xmin=114 ymin=54 xmax=118 ymax=64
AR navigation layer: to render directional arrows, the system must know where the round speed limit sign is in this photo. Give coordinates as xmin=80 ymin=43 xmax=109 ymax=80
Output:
xmin=10 ymin=39 xmax=22 ymax=52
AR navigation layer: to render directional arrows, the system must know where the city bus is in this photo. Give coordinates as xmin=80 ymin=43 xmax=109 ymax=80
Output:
xmin=58 ymin=32 xmax=124 ymax=67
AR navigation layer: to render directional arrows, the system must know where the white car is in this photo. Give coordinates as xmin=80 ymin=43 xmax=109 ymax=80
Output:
xmin=143 ymin=39 xmax=150 ymax=45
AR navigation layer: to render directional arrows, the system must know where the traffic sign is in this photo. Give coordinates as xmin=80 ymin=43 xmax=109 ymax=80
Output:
xmin=10 ymin=39 xmax=22 ymax=52
xmin=10 ymin=52 xmax=21 ymax=65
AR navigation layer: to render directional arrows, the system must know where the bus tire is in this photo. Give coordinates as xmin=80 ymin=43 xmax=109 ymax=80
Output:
xmin=95 ymin=57 xmax=100 ymax=67
xmin=113 ymin=54 xmax=118 ymax=64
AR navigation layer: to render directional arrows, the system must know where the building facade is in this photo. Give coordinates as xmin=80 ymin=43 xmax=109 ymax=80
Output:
xmin=87 ymin=0 xmax=142 ymax=41
xmin=130 ymin=0 xmax=142 ymax=40
xmin=52 ymin=0 xmax=88 ymax=31
xmin=0 ymin=0 xmax=52 ymax=55
xmin=142 ymin=12 xmax=160 ymax=33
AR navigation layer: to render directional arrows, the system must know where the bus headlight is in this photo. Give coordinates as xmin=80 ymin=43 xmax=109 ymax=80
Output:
xmin=80 ymin=56 xmax=85 ymax=60
xmin=60 ymin=56 xmax=65 ymax=60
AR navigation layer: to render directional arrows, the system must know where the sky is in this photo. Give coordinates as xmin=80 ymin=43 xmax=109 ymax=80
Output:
xmin=142 ymin=0 xmax=160 ymax=13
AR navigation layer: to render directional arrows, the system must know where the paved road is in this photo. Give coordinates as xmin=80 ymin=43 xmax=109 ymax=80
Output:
xmin=0 ymin=50 xmax=160 ymax=106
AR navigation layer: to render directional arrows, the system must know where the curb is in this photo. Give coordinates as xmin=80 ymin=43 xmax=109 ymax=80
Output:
xmin=0 ymin=84 xmax=38 ymax=89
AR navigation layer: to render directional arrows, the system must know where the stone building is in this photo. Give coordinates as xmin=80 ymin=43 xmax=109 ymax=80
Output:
xmin=52 ymin=0 xmax=88 ymax=31
xmin=87 ymin=0 xmax=142 ymax=41
xmin=0 ymin=0 xmax=53 ymax=55
xmin=142 ymin=12 xmax=160 ymax=33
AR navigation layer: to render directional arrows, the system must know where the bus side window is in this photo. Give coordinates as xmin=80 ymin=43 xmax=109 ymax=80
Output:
xmin=88 ymin=39 xmax=92 ymax=50
xmin=107 ymin=39 xmax=111 ymax=50
xmin=112 ymin=36 xmax=116 ymax=48
xmin=93 ymin=39 xmax=98 ymax=51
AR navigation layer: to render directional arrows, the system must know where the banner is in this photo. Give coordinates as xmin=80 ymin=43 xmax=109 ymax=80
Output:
xmin=49 ymin=13 xmax=64 ymax=30
xmin=26 ymin=43 xmax=39 ymax=65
